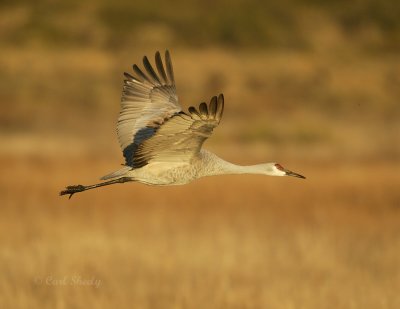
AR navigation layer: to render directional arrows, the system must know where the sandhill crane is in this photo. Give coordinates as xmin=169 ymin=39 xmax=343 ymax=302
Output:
xmin=60 ymin=50 xmax=305 ymax=198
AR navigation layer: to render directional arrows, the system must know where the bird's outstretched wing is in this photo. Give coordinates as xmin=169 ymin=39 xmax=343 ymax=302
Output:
xmin=131 ymin=94 xmax=224 ymax=167
xmin=117 ymin=50 xmax=181 ymax=166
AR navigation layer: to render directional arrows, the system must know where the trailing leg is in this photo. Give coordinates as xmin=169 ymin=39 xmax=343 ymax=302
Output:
xmin=59 ymin=177 xmax=133 ymax=199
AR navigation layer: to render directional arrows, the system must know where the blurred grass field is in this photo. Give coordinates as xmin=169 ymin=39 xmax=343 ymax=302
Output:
xmin=1 ymin=155 xmax=399 ymax=308
xmin=1 ymin=0 xmax=400 ymax=308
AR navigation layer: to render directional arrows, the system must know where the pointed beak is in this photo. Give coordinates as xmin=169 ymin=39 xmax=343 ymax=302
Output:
xmin=285 ymin=169 xmax=306 ymax=179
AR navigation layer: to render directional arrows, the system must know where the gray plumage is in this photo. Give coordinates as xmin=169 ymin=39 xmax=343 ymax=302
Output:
xmin=60 ymin=50 xmax=305 ymax=198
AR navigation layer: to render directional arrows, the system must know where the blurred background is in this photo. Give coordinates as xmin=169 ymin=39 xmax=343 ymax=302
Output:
xmin=1 ymin=0 xmax=399 ymax=308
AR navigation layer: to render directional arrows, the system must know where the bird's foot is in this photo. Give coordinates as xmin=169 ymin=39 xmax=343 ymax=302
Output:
xmin=59 ymin=185 xmax=86 ymax=199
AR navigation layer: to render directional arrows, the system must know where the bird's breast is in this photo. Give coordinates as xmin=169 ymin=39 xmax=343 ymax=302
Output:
xmin=129 ymin=162 xmax=198 ymax=186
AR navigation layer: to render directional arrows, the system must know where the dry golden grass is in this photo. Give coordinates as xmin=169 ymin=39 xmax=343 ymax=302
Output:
xmin=0 ymin=148 xmax=399 ymax=308
xmin=0 ymin=46 xmax=399 ymax=308
xmin=0 ymin=152 xmax=400 ymax=308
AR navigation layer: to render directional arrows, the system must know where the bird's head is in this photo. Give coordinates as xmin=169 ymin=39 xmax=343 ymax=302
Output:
xmin=267 ymin=163 xmax=306 ymax=179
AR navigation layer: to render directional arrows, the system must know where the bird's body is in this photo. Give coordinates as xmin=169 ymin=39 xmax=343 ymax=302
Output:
xmin=117 ymin=150 xmax=214 ymax=186
xmin=60 ymin=51 xmax=305 ymax=198
xmin=115 ymin=150 xmax=286 ymax=186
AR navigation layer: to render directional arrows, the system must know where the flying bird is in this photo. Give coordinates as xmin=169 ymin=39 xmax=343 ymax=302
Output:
xmin=60 ymin=51 xmax=305 ymax=198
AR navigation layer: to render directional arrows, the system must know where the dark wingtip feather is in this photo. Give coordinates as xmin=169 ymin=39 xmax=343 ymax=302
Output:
xmin=124 ymin=72 xmax=136 ymax=80
xmin=199 ymin=102 xmax=208 ymax=118
xmin=143 ymin=56 xmax=161 ymax=85
xmin=155 ymin=51 xmax=168 ymax=84
xmin=216 ymin=93 xmax=224 ymax=122
xmin=165 ymin=50 xmax=175 ymax=85
xmin=209 ymin=96 xmax=218 ymax=118
xmin=188 ymin=106 xmax=201 ymax=119
xmin=132 ymin=64 xmax=150 ymax=83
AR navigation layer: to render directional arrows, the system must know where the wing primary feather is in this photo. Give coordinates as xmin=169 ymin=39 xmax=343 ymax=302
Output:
xmin=165 ymin=50 xmax=175 ymax=85
xmin=143 ymin=56 xmax=161 ymax=85
xmin=132 ymin=64 xmax=151 ymax=83
xmin=155 ymin=51 xmax=168 ymax=84
xmin=216 ymin=93 xmax=224 ymax=122
xmin=123 ymin=72 xmax=137 ymax=81
xmin=199 ymin=102 xmax=208 ymax=118
xmin=188 ymin=106 xmax=202 ymax=120
xmin=209 ymin=96 xmax=217 ymax=118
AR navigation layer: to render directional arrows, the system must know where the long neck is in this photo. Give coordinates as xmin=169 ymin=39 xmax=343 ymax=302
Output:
xmin=198 ymin=150 xmax=274 ymax=177
xmin=213 ymin=161 xmax=271 ymax=176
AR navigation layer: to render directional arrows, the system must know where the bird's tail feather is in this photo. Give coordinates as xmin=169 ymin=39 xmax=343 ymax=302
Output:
xmin=100 ymin=166 xmax=132 ymax=180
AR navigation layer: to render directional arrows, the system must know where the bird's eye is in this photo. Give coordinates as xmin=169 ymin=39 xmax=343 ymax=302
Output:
xmin=275 ymin=163 xmax=284 ymax=171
